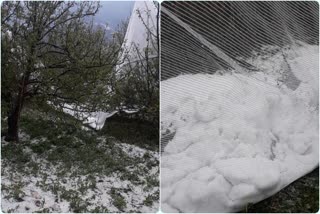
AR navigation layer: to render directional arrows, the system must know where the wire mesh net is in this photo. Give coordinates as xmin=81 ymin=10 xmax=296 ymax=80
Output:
xmin=160 ymin=2 xmax=319 ymax=212
xmin=160 ymin=1 xmax=319 ymax=152
xmin=161 ymin=1 xmax=318 ymax=80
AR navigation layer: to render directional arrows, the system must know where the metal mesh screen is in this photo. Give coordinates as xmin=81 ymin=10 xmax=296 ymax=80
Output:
xmin=161 ymin=1 xmax=318 ymax=80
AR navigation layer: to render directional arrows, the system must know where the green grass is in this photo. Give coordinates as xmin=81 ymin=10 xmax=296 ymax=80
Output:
xmin=143 ymin=193 xmax=158 ymax=207
xmin=3 ymin=181 xmax=26 ymax=202
xmin=99 ymin=117 xmax=159 ymax=151
xmin=3 ymin=112 xmax=139 ymax=176
xmin=1 ymin=107 xmax=159 ymax=213
xmin=110 ymin=187 xmax=127 ymax=211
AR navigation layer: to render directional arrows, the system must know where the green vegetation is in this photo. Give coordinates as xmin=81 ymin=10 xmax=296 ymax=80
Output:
xmin=1 ymin=1 xmax=159 ymax=143
xmin=1 ymin=2 xmax=118 ymax=142
xmin=1 ymin=1 xmax=159 ymax=212
xmin=110 ymin=188 xmax=127 ymax=211
xmin=100 ymin=117 xmax=159 ymax=151
xmin=1 ymin=108 xmax=159 ymax=212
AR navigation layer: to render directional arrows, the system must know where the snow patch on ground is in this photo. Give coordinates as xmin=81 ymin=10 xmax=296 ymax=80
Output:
xmin=2 ymin=139 xmax=159 ymax=213
xmin=161 ymin=43 xmax=319 ymax=212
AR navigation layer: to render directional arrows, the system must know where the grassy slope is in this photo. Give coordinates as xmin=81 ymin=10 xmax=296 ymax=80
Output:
xmin=100 ymin=116 xmax=159 ymax=151
xmin=1 ymin=108 xmax=159 ymax=213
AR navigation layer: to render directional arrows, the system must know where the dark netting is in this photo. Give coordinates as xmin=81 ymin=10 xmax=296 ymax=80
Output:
xmin=161 ymin=1 xmax=318 ymax=80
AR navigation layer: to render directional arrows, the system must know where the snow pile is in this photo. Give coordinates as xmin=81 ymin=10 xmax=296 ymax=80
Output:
xmin=161 ymin=43 xmax=319 ymax=212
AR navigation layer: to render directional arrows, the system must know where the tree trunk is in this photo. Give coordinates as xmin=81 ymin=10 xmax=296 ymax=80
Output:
xmin=5 ymin=72 xmax=29 ymax=142
xmin=5 ymin=105 xmax=21 ymax=142
xmin=5 ymin=39 xmax=34 ymax=142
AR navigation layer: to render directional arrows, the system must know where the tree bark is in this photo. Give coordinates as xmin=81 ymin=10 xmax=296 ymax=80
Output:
xmin=5 ymin=97 xmax=24 ymax=142
xmin=5 ymin=73 xmax=29 ymax=142
xmin=5 ymin=38 xmax=35 ymax=142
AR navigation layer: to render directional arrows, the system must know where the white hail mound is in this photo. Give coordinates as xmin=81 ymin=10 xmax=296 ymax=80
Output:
xmin=161 ymin=43 xmax=319 ymax=212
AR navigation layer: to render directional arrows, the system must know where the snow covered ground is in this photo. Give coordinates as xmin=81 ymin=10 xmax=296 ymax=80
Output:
xmin=161 ymin=42 xmax=319 ymax=212
xmin=2 ymin=132 xmax=159 ymax=213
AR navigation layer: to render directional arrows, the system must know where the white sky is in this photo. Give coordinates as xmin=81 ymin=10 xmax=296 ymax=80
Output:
xmin=94 ymin=1 xmax=135 ymax=30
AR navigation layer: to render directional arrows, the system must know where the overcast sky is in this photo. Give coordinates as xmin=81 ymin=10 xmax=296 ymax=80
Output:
xmin=94 ymin=1 xmax=135 ymax=30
